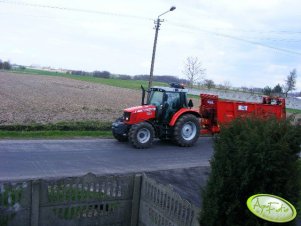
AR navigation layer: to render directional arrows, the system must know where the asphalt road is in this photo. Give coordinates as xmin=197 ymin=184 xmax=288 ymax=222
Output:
xmin=0 ymin=137 xmax=213 ymax=181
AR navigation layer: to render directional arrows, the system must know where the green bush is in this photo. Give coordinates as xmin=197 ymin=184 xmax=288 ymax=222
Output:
xmin=200 ymin=117 xmax=301 ymax=226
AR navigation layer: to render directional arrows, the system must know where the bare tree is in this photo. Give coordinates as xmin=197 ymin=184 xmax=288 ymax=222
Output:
xmin=221 ymin=80 xmax=232 ymax=90
xmin=203 ymin=79 xmax=215 ymax=89
xmin=283 ymin=69 xmax=297 ymax=97
xmin=182 ymin=57 xmax=206 ymax=88
xmin=241 ymin=86 xmax=249 ymax=92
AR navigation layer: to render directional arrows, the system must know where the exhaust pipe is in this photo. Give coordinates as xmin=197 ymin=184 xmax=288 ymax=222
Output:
xmin=141 ymin=85 xmax=145 ymax=105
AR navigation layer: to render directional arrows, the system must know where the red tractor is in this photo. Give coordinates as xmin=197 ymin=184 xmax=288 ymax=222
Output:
xmin=112 ymin=83 xmax=201 ymax=148
xmin=112 ymin=83 xmax=286 ymax=149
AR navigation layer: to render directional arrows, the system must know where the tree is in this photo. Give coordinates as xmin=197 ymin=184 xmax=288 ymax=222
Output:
xmin=0 ymin=59 xmax=3 ymax=69
xmin=3 ymin=61 xmax=11 ymax=70
xmin=182 ymin=57 xmax=206 ymax=88
xmin=272 ymin=84 xmax=283 ymax=96
xmin=93 ymin=70 xmax=110 ymax=78
xmin=118 ymin=74 xmax=131 ymax=80
xmin=263 ymin=86 xmax=272 ymax=96
xmin=200 ymin=117 xmax=301 ymax=226
xmin=203 ymin=79 xmax=215 ymax=89
xmin=219 ymin=80 xmax=232 ymax=91
xmin=241 ymin=86 xmax=249 ymax=92
xmin=284 ymin=69 xmax=297 ymax=97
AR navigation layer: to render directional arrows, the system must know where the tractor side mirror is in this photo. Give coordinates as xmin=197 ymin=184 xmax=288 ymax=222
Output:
xmin=188 ymin=99 xmax=193 ymax=109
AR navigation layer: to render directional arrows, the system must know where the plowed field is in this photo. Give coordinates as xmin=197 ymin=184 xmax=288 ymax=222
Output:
xmin=0 ymin=71 xmax=141 ymax=124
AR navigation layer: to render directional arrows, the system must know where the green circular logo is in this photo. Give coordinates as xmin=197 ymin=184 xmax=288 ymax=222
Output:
xmin=247 ymin=194 xmax=297 ymax=223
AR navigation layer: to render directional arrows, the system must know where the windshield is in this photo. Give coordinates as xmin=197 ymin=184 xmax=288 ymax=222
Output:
xmin=148 ymin=91 xmax=164 ymax=106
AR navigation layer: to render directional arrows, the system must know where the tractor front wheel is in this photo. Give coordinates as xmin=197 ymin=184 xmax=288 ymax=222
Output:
xmin=173 ymin=114 xmax=200 ymax=147
xmin=129 ymin=122 xmax=154 ymax=149
xmin=112 ymin=117 xmax=128 ymax=142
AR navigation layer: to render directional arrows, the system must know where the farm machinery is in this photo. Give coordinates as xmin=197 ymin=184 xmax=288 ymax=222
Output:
xmin=112 ymin=83 xmax=286 ymax=148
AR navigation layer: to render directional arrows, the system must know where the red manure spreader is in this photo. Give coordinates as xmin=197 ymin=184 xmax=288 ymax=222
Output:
xmin=112 ymin=84 xmax=286 ymax=149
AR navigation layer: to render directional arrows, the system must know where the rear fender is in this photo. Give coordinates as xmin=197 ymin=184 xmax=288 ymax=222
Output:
xmin=169 ymin=109 xmax=201 ymax=126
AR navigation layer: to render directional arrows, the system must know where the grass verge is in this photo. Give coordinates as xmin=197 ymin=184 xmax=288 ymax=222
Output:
xmin=0 ymin=121 xmax=113 ymax=139
xmin=287 ymin=108 xmax=301 ymax=114
xmin=0 ymin=131 xmax=112 ymax=139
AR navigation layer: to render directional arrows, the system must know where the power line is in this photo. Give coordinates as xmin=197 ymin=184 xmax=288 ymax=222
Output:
xmin=0 ymin=0 xmax=152 ymax=21
xmin=169 ymin=22 xmax=301 ymax=56
xmin=233 ymin=37 xmax=301 ymax=42
xmin=205 ymin=27 xmax=301 ymax=35
xmin=2 ymin=1 xmax=301 ymax=35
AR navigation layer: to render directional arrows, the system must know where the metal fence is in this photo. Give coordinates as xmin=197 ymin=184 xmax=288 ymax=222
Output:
xmin=0 ymin=173 xmax=200 ymax=226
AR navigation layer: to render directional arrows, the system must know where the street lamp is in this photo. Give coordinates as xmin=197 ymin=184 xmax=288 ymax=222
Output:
xmin=148 ymin=6 xmax=176 ymax=90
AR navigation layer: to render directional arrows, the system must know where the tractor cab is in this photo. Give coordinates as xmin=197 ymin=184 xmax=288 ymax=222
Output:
xmin=146 ymin=84 xmax=189 ymax=122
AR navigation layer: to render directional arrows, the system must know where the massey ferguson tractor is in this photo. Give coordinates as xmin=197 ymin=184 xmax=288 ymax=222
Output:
xmin=112 ymin=83 xmax=286 ymax=149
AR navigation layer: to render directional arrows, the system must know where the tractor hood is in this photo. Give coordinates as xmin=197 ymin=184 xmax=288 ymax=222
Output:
xmin=123 ymin=105 xmax=156 ymax=124
xmin=124 ymin=105 xmax=156 ymax=113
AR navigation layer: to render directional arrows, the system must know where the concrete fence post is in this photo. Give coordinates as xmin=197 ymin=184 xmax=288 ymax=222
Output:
xmin=31 ymin=180 xmax=40 ymax=226
xmin=130 ymin=174 xmax=142 ymax=226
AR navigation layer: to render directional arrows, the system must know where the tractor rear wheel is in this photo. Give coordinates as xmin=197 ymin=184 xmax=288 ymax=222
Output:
xmin=173 ymin=114 xmax=200 ymax=147
xmin=129 ymin=122 xmax=154 ymax=149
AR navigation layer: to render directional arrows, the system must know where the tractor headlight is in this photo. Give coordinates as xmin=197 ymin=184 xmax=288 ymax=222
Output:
xmin=123 ymin=112 xmax=131 ymax=121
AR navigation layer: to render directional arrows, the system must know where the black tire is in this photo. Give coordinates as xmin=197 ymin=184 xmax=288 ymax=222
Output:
xmin=112 ymin=117 xmax=128 ymax=142
xmin=128 ymin=122 xmax=154 ymax=149
xmin=112 ymin=131 xmax=128 ymax=142
xmin=172 ymin=114 xmax=200 ymax=147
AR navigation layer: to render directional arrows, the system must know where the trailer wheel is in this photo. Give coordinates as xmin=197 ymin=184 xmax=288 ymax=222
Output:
xmin=129 ymin=122 xmax=154 ymax=149
xmin=173 ymin=114 xmax=200 ymax=147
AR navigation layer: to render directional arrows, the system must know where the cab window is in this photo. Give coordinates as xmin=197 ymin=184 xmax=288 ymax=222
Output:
xmin=166 ymin=92 xmax=181 ymax=109
xmin=149 ymin=91 xmax=163 ymax=106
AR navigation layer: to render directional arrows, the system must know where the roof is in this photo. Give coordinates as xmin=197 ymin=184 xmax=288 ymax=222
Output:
xmin=151 ymin=86 xmax=188 ymax=93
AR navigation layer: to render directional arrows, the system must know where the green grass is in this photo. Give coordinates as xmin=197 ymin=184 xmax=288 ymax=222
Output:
xmin=12 ymin=68 xmax=67 ymax=76
xmin=0 ymin=130 xmax=112 ymax=139
xmin=286 ymin=108 xmax=301 ymax=114
xmin=11 ymin=68 xmax=168 ymax=90
xmin=48 ymin=185 xmax=108 ymax=202
xmin=0 ymin=121 xmax=112 ymax=131
xmin=0 ymin=121 xmax=113 ymax=139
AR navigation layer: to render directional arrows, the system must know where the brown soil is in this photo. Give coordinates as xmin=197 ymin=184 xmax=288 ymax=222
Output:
xmin=0 ymin=72 xmax=141 ymax=125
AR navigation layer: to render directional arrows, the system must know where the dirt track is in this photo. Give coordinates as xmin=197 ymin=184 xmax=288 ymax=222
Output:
xmin=0 ymin=72 xmax=141 ymax=124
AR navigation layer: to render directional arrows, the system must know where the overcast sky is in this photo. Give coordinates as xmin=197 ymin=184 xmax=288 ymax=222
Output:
xmin=0 ymin=0 xmax=301 ymax=90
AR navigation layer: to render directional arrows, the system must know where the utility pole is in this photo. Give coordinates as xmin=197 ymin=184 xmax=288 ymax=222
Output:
xmin=148 ymin=6 xmax=176 ymax=90
xmin=148 ymin=19 xmax=161 ymax=90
